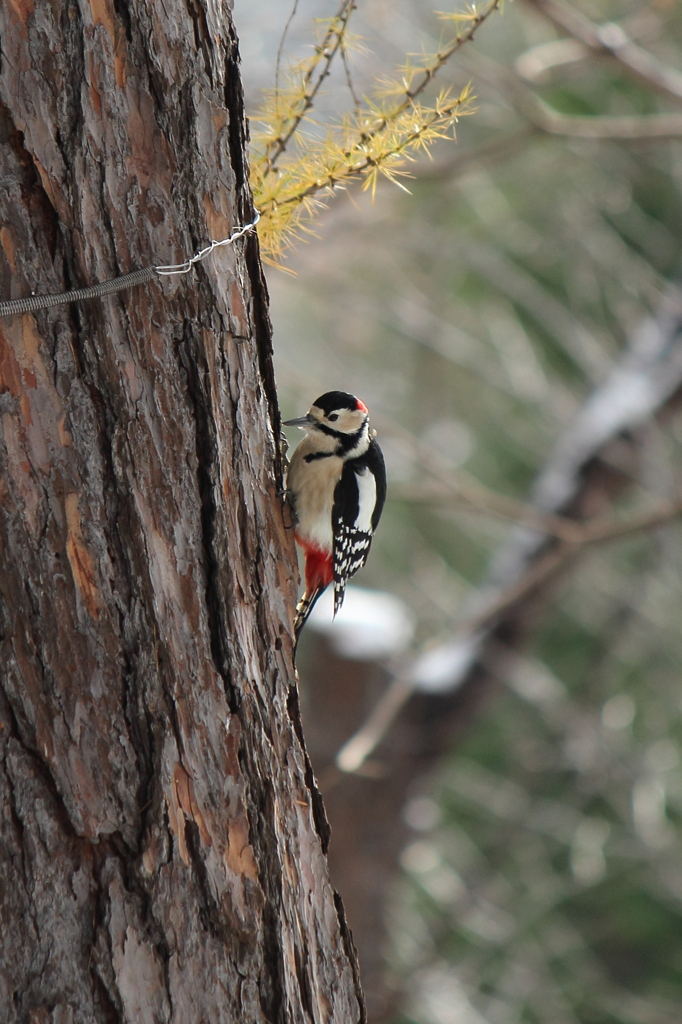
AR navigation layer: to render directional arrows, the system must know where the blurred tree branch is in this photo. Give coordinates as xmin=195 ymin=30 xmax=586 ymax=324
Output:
xmin=522 ymin=104 xmax=682 ymax=141
xmin=525 ymin=0 xmax=682 ymax=106
xmin=393 ymin=482 xmax=682 ymax=545
xmin=464 ymin=49 xmax=682 ymax=147
xmin=415 ymin=126 xmax=540 ymax=179
xmin=411 ymin=7 xmax=682 ymax=192
xmin=336 ymin=495 xmax=682 ymax=773
xmin=333 ymin=280 xmax=682 ymax=770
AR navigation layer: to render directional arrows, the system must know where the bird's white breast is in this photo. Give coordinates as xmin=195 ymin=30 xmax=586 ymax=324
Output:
xmin=287 ymin=440 xmax=343 ymax=552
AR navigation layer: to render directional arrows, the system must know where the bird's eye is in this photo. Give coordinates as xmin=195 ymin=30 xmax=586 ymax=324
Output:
xmin=328 ymin=413 xmax=339 ymax=422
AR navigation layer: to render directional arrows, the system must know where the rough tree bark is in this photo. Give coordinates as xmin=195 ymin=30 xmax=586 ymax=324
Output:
xmin=0 ymin=2 xmax=364 ymax=1022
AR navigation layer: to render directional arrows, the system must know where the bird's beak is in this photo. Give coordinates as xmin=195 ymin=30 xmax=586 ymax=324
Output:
xmin=283 ymin=413 xmax=313 ymax=428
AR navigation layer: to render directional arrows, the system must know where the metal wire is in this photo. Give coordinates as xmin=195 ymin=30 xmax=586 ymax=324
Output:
xmin=155 ymin=211 xmax=260 ymax=275
xmin=0 ymin=212 xmax=260 ymax=318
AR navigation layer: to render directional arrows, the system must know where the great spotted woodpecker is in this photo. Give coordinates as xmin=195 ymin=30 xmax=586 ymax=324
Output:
xmin=285 ymin=391 xmax=386 ymax=638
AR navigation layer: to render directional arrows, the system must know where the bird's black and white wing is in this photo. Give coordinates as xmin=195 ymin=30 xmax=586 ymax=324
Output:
xmin=332 ymin=439 xmax=386 ymax=616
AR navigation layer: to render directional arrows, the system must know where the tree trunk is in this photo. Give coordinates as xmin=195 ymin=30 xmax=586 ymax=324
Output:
xmin=0 ymin=3 xmax=364 ymax=1021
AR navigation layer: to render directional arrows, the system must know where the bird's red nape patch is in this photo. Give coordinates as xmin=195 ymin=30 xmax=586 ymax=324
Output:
xmin=296 ymin=534 xmax=334 ymax=591
xmin=356 ymin=398 xmax=368 ymax=413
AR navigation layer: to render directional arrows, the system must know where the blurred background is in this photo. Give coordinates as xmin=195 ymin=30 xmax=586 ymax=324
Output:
xmin=235 ymin=2 xmax=682 ymax=1022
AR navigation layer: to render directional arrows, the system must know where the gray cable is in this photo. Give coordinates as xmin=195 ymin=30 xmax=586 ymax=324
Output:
xmin=0 ymin=267 xmax=158 ymax=317
xmin=0 ymin=212 xmax=260 ymax=318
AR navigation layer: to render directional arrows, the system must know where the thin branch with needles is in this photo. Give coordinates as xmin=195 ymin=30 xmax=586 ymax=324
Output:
xmin=267 ymin=0 xmax=357 ymax=173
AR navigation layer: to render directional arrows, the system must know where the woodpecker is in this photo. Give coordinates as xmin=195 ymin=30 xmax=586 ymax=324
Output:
xmin=285 ymin=391 xmax=386 ymax=638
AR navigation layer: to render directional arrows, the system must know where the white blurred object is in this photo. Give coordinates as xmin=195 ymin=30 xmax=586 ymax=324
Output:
xmin=411 ymin=635 xmax=481 ymax=693
xmin=601 ymin=693 xmax=635 ymax=730
xmin=403 ymin=796 xmax=441 ymax=832
xmin=411 ymin=967 xmax=491 ymax=1024
xmin=307 ymin=586 xmax=415 ymax=660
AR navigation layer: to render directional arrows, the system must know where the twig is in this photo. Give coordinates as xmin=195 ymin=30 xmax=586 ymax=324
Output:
xmin=352 ymin=0 xmax=502 ymax=149
xmin=404 ymin=0 xmax=503 ymax=107
xmin=349 ymin=35 xmax=682 ymax=187
xmin=579 ymin=501 xmax=682 ymax=544
xmin=268 ymin=0 xmax=357 ymax=172
xmin=464 ymin=47 xmax=682 ymax=143
xmin=391 ymin=480 xmax=585 ymax=541
xmin=413 ymin=126 xmax=539 ymax=180
xmin=336 ymin=673 xmax=415 ymax=773
xmin=525 ymin=0 xmax=682 ymax=107
xmin=275 ymin=0 xmax=301 ymax=99
xmin=336 ymin=498 xmax=682 ymax=773
xmin=265 ymin=92 xmax=474 ymax=214
xmin=257 ymin=0 xmax=502 ymax=227
xmin=515 ymin=37 xmax=589 ymax=81
xmin=445 ymin=497 xmax=682 ymax=641
xmin=341 ymin=41 xmax=362 ymax=112
xmin=522 ymin=101 xmax=682 ymax=141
